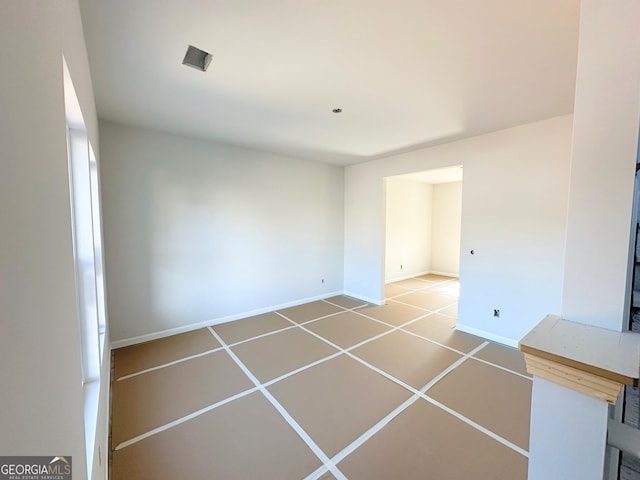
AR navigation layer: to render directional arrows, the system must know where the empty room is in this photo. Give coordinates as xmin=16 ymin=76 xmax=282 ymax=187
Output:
xmin=2 ymin=1 xmax=640 ymax=480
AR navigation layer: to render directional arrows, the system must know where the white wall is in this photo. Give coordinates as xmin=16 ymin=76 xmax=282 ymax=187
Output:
xmin=384 ymin=179 xmax=462 ymax=280
xmin=561 ymin=0 xmax=640 ymax=332
xmin=0 ymin=1 xmax=107 ymax=479
xmin=431 ymin=182 xmax=462 ymax=276
xmin=385 ymin=179 xmax=433 ymax=280
xmin=345 ymin=115 xmax=572 ymax=344
xmin=99 ymin=121 xmax=345 ymax=344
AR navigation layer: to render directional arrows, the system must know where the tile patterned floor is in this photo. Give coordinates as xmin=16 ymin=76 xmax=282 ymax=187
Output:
xmin=110 ymin=275 xmax=532 ymax=479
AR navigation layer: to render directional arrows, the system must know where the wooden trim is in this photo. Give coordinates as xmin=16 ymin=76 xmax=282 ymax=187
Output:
xmin=524 ymin=353 xmax=623 ymax=404
xmin=520 ymin=344 xmax=635 ymax=386
xmin=518 ymin=315 xmax=640 ymax=388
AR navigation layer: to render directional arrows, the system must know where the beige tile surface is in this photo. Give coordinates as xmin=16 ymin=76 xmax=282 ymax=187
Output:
xmin=110 ymin=278 xmax=533 ymax=480
xmin=474 ymin=341 xmax=530 ymax=376
xmin=439 ymin=303 xmax=458 ymax=317
xmin=403 ymin=313 xmax=485 ymax=353
xmin=356 ymin=301 xmax=427 ymax=326
xmin=113 ymin=328 xmax=220 ymax=379
xmin=393 ymin=291 xmax=455 ymax=311
xmin=112 ymin=392 xmax=322 ymax=480
xmin=426 ymin=282 xmax=460 ymax=296
xmin=277 ymin=301 xmax=345 ymax=323
xmin=268 ymin=355 xmax=412 ymax=456
xmin=305 ymin=311 xmax=391 ymax=349
xmin=427 ymin=358 xmax=532 ymax=450
xmin=324 ymin=295 xmax=367 ymax=309
xmin=393 ymin=278 xmax=434 ymax=290
xmin=213 ymin=312 xmax=292 ymax=345
xmin=384 ymin=283 xmax=412 ymax=298
xmin=338 ymin=398 xmax=528 ymax=480
xmin=111 ymin=350 xmax=254 ymax=447
xmin=231 ymin=327 xmax=338 ymax=383
xmin=418 ymin=274 xmax=456 ymax=282
xmin=351 ymin=330 xmax=462 ymax=389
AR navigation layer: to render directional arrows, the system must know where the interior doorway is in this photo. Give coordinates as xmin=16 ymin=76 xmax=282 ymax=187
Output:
xmin=384 ymin=165 xmax=463 ymax=285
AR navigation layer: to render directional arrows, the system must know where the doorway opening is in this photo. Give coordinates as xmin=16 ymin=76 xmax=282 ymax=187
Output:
xmin=383 ymin=165 xmax=463 ymax=301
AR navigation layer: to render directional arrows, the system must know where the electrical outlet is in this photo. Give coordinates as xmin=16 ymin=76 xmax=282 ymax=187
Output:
xmin=493 ymin=309 xmax=500 ymax=318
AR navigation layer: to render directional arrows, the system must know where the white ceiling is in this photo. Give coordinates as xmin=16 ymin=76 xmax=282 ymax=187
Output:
xmin=79 ymin=0 xmax=580 ymax=166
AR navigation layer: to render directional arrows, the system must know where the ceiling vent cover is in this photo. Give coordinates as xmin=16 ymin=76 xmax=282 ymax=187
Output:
xmin=182 ymin=45 xmax=212 ymax=72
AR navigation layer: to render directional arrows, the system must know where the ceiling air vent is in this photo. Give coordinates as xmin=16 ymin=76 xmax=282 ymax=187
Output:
xmin=182 ymin=45 xmax=212 ymax=72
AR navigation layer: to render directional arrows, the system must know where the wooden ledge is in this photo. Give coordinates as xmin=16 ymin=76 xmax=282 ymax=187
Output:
xmin=519 ymin=315 xmax=640 ymax=404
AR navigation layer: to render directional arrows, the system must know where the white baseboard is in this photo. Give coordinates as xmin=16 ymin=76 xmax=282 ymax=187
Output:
xmin=385 ymin=270 xmax=431 ymax=284
xmin=343 ymin=290 xmax=385 ymax=306
xmin=428 ymin=270 xmax=458 ymax=278
xmin=385 ymin=270 xmax=458 ymax=284
xmin=455 ymin=323 xmax=519 ymax=348
xmin=110 ymin=290 xmax=343 ymax=349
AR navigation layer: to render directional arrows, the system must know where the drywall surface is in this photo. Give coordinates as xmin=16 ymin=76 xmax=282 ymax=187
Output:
xmin=561 ymin=0 xmax=640 ymax=331
xmin=100 ymin=121 xmax=344 ymax=343
xmin=345 ymin=115 xmax=572 ymax=343
xmin=431 ymin=181 xmax=462 ymax=275
xmin=528 ymin=377 xmax=608 ymax=480
xmin=0 ymin=1 xmax=101 ymax=478
xmin=385 ymin=179 xmax=433 ymax=280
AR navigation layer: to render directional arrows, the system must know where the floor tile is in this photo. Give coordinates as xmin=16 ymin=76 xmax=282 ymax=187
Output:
xmin=351 ymin=330 xmax=462 ymax=389
xmin=384 ymin=283 xmax=412 ymax=298
xmin=112 ymin=392 xmax=322 ymax=480
xmin=418 ymin=274 xmax=456 ymax=282
xmin=403 ymin=313 xmax=485 ymax=353
xmin=305 ymin=311 xmax=391 ymax=349
xmin=324 ymin=295 xmax=367 ymax=309
xmin=393 ymin=278 xmax=434 ymax=290
xmin=439 ymin=303 xmax=458 ymax=317
xmin=427 ymin=358 xmax=532 ymax=450
xmin=356 ymin=301 xmax=427 ymax=326
xmin=231 ymin=327 xmax=338 ymax=383
xmin=277 ymin=301 xmax=345 ymax=323
xmin=113 ymin=329 xmax=220 ymax=379
xmin=338 ymin=398 xmax=527 ymax=480
xmin=268 ymin=355 xmax=412 ymax=457
xmin=473 ymin=342 xmax=530 ymax=377
xmin=213 ymin=312 xmax=292 ymax=345
xmin=111 ymin=350 xmax=254 ymax=447
xmin=426 ymin=282 xmax=460 ymax=296
xmin=393 ymin=291 xmax=455 ymax=311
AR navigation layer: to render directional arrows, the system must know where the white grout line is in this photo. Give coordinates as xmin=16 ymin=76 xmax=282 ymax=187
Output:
xmin=115 ymin=346 xmax=226 ymax=381
xmin=313 ymin=342 xmax=491 ymax=477
xmin=321 ymin=298 xmax=368 ymax=311
xmin=113 ymin=386 xmax=260 ymax=450
xmin=419 ymin=342 xmax=489 ymax=393
xmin=114 ymin=353 xmax=347 ymax=451
xmin=225 ymin=324 xmax=298 ymax=347
xmin=113 ymin=287 xmax=528 ymax=465
xmin=114 ymin=292 xmax=432 ymax=382
xmin=349 ymin=299 xmax=530 ymax=380
xmin=262 ymin=351 xmax=344 ymax=389
xmin=388 ymin=297 xmax=449 ymax=313
xmin=277 ymin=310 xmax=529 ymax=460
xmin=207 ymin=327 xmax=348 ymax=480
xmin=422 ymin=394 xmax=529 ymax=457
xmin=468 ymin=356 xmax=532 ymax=381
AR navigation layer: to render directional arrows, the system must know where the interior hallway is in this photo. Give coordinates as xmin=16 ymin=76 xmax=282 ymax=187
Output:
xmin=110 ymin=275 xmax=532 ymax=479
